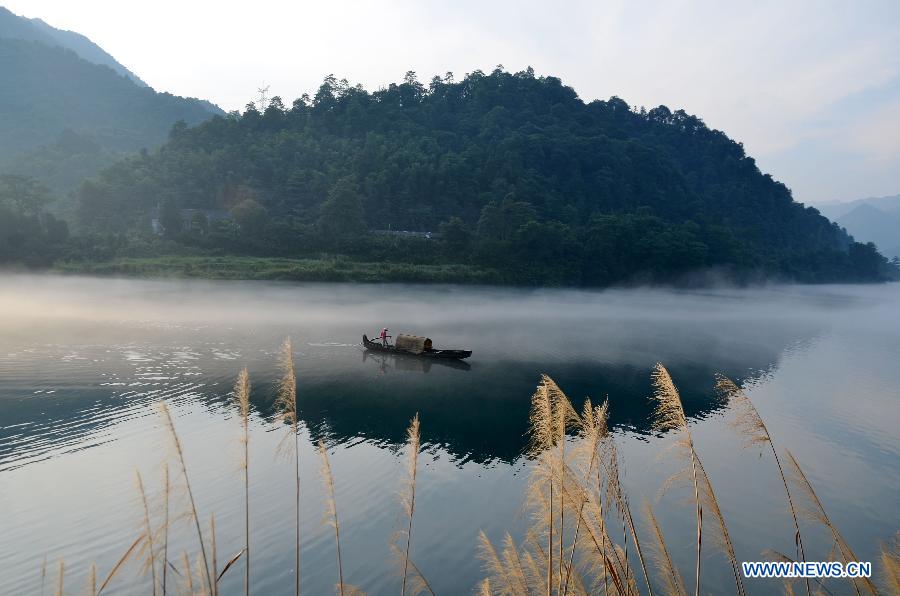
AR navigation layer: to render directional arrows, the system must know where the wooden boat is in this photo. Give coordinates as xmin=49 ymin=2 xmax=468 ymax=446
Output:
xmin=363 ymin=333 xmax=472 ymax=360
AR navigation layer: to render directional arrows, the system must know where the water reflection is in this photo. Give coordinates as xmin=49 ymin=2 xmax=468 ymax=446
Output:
xmin=1 ymin=276 xmax=898 ymax=595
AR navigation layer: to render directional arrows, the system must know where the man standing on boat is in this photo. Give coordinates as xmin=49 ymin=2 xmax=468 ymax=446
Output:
xmin=379 ymin=327 xmax=391 ymax=347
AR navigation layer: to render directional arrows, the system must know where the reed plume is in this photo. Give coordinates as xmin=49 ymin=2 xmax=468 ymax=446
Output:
xmin=717 ymin=375 xmax=809 ymax=596
xmin=527 ymin=375 xmax=578 ymax=596
xmin=55 ymin=560 xmax=63 ymax=596
xmin=275 ymin=337 xmax=301 ymax=596
xmin=234 ymin=368 xmax=251 ymax=596
xmin=644 ymin=502 xmax=685 ymax=596
xmin=88 ymin=563 xmax=96 ymax=596
xmin=784 ymin=450 xmax=877 ymax=595
xmin=135 ymin=470 xmax=159 ymax=596
xmin=880 ymin=532 xmax=899 ymax=594
xmin=477 ymin=530 xmax=523 ymax=595
xmin=318 ymin=440 xmax=345 ymax=596
xmin=158 ymin=401 xmax=213 ymax=595
xmin=40 ymin=554 xmax=47 ymax=596
xmin=562 ymin=399 xmax=608 ymax=596
xmin=182 ymin=551 xmax=194 ymax=595
xmin=399 ymin=413 xmax=422 ymax=596
xmin=651 ymin=363 xmax=702 ymax=596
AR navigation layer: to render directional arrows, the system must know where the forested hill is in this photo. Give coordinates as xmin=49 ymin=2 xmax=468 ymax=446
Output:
xmin=73 ymin=68 xmax=895 ymax=285
xmin=0 ymin=6 xmax=145 ymax=85
xmin=0 ymin=8 xmax=222 ymax=192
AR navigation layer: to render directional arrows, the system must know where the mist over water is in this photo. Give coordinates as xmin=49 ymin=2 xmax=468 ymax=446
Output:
xmin=1 ymin=274 xmax=898 ymax=594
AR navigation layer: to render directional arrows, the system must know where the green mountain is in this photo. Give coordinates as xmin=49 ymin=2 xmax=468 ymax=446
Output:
xmin=0 ymin=7 xmax=222 ymax=193
xmin=0 ymin=6 xmax=146 ymax=86
xmin=70 ymin=68 xmax=896 ymax=285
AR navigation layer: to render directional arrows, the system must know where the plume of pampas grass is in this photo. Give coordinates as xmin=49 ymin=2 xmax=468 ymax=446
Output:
xmin=399 ymin=413 xmax=423 ymax=596
xmin=717 ymin=375 xmax=809 ymax=596
xmin=478 ymin=578 xmax=493 ymax=596
xmin=181 ymin=551 xmax=194 ymax=595
xmin=97 ymin=534 xmax=144 ymax=595
xmin=603 ymin=432 xmax=652 ymax=596
xmin=135 ymin=470 xmax=159 ymax=596
xmin=880 ymin=532 xmax=899 ymax=594
xmin=644 ymin=502 xmax=685 ymax=596
xmin=477 ymin=531 xmax=523 ymax=595
xmin=651 ymin=364 xmax=703 ymax=596
xmin=654 ymin=366 xmax=743 ymax=596
xmin=275 ymin=337 xmax=301 ymax=596
xmin=158 ymin=402 xmax=213 ymax=595
xmin=88 ymin=563 xmax=96 ymax=596
xmin=784 ymin=451 xmax=877 ymax=595
xmin=55 ymin=560 xmax=64 ymax=596
xmin=40 ymin=554 xmax=47 ymax=596
xmin=318 ymin=440 xmax=345 ymax=596
xmin=527 ymin=375 xmax=579 ymax=596
xmin=234 ymin=368 xmax=251 ymax=596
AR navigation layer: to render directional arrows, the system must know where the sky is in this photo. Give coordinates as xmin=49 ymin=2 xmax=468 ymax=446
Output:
xmin=6 ymin=0 xmax=900 ymax=205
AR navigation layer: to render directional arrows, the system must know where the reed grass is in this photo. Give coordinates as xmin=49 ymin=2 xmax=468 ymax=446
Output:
xmin=234 ymin=368 xmax=251 ymax=596
xmin=881 ymin=533 xmax=899 ymax=594
xmin=210 ymin=514 xmax=218 ymax=596
xmin=88 ymin=563 xmax=96 ymax=596
xmin=55 ymin=560 xmax=63 ymax=596
xmin=158 ymin=401 xmax=213 ymax=595
xmin=644 ymin=501 xmax=685 ymax=596
xmin=162 ymin=463 xmax=170 ymax=596
xmin=97 ymin=534 xmax=145 ymax=594
xmin=716 ymin=375 xmax=810 ymax=596
xmin=399 ymin=413 xmax=422 ymax=596
xmin=650 ymin=364 xmax=704 ymax=596
xmin=182 ymin=551 xmax=194 ymax=595
xmin=40 ymin=353 xmax=897 ymax=595
xmin=318 ymin=440 xmax=345 ymax=596
xmin=135 ymin=469 xmax=159 ymax=596
xmin=275 ymin=337 xmax=301 ymax=596
xmin=785 ymin=450 xmax=878 ymax=595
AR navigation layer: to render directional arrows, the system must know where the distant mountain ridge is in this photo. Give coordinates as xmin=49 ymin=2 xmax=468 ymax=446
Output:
xmin=0 ymin=6 xmax=223 ymax=193
xmin=0 ymin=6 xmax=145 ymax=85
xmin=819 ymin=194 xmax=900 ymax=259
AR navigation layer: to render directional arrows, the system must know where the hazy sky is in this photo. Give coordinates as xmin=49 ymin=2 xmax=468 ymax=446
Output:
xmin=7 ymin=0 xmax=900 ymax=204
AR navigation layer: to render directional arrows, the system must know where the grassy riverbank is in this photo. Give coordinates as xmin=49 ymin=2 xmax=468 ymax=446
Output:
xmin=54 ymin=255 xmax=500 ymax=284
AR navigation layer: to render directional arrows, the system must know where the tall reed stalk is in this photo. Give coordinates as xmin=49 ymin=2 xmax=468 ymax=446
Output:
xmin=275 ymin=338 xmax=301 ymax=596
xmin=135 ymin=470 xmax=158 ymax=596
xmin=716 ymin=375 xmax=810 ymax=596
xmin=210 ymin=514 xmax=218 ymax=596
xmin=652 ymin=364 xmax=744 ymax=596
xmin=318 ymin=440 xmax=345 ymax=596
xmin=54 ymin=560 xmax=63 ymax=596
xmin=88 ymin=563 xmax=96 ymax=596
xmin=158 ymin=402 xmax=213 ymax=595
xmin=400 ymin=413 xmax=421 ymax=596
xmin=785 ymin=450 xmax=878 ymax=595
xmin=162 ymin=463 xmax=169 ymax=596
xmin=234 ymin=368 xmax=252 ymax=596
xmin=650 ymin=364 xmax=703 ymax=596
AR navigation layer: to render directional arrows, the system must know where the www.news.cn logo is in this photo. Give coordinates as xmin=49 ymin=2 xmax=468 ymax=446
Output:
xmin=742 ymin=561 xmax=872 ymax=578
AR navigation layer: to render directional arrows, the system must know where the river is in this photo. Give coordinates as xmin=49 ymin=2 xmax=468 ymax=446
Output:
xmin=0 ymin=275 xmax=898 ymax=594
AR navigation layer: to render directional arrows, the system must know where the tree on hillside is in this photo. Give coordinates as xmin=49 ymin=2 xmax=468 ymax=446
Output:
xmin=318 ymin=178 xmax=366 ymax=240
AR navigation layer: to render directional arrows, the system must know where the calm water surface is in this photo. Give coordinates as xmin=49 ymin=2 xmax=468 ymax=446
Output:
xmin=0 ymin=275 xmax=898 ymax=594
